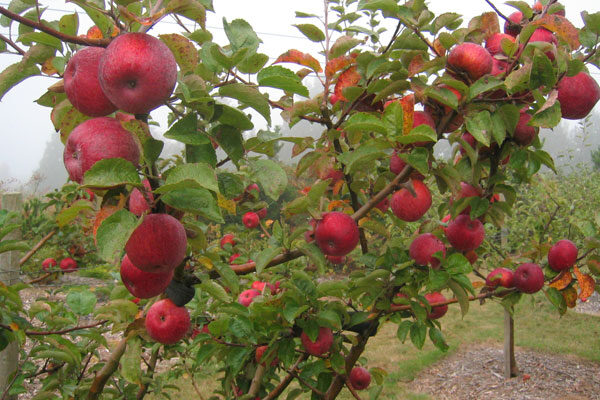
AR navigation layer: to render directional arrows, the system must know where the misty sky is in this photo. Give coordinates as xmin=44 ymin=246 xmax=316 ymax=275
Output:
xmin=0 ymin=0 xmax=598 ymax=184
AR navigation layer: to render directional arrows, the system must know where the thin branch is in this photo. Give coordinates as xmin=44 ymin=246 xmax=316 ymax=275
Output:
xmin=382 ymin=20 xmax=402 ymax=54
xmin=388 ymin=288 xmax=516 ymax=313
xmin=26 ymin=272 xmax=52 ymax=285
xmin=344 ymin=377 xmax=363 ymax=400
xmin=77 ymin=353 xmax=93 ymax=384
xmin=248 ymin=364 xmax=266 ymax=397
xmin=20 ymin=229 xmax=56 ymax=266
xmin=0 ymin=320 xmax=108 ymax=336
xmin=88 ymin=336 xmax=129 ymax=400
xmin=288 ymin=368 xmax=325 ymax=397
xmin=484 ymin=0 xmax=512 ymax=23
xmin=263 ymin=354 xmax=308 ymax=400
xmin=0 ymin=7 xmax=110 ymax=47
xmin=216 ymin=156 xmax=231 ymax=168
xmin=136 ymin=346 xmax=160 ymax=400
xmin=0 ymin=33 xmax=25 ymax=55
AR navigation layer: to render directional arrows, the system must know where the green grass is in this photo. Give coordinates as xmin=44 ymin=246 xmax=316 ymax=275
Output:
xmin=149 ymin=294 xmax=600 ymax=399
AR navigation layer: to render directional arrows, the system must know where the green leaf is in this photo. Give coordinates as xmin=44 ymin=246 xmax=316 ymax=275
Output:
xmin=404 ymin=147 xmax=429 ymax=175
xmin=0 ymin=61 xmax=40 ymax=101
xmin=212 ymin=124 xmax=244 ymax=165
xmin=70 ymin=0 xmax=114 ymax=35
xmin=18 ymin=32 xmax=63 ymax=50
xmin=337 ymin=142 xmax=388 ymax=175
xmin=58 ymin=13 xmax=79 ymax=36
xmin=330 ymin=35 xmax=362 ymax=58
xmin=186 ymin=143 xmax=216 ymax=167
xmin=254 ymin=246 xmax=283 ymax=274
xmin=532 ymin=96 xmax=562 ymax=128
xmin=121 ymin=336 xmax=142 ymax=384
xmin=219 ymin=83 xmax=270 ymax=123
xmin=428 ymin=269 xmax=450 ymax=291
xmin=223 ymin=18 xmax=260 ymax=53
xmin=164 ymin=113 xmax=207 ymax=145
xmin=544 ymin=287 xmax=567 ymax=315
xmin=96 ymin=209 xmax=139 ymax=263
xmin=396 ymin=320 xmax=411 ymax=343
xmin=317 ymin=281 xmax=348 ymax=298
xmin=143 ymin=138 xmax=164 ymax=165
xmin=217 ymin=172 xmax=244 ymax=199
xmin=216 ymin=104 xmax=254 ymax=130
xmin=425 ymin=86 xmax=458 ymax=110
xmin=396 ymin=125 xmax=437 ymax=145
xmin=162 ymin=188 xmax=223 ymax=222
xmin=497 ymin=104 xmax=520 ymax=135
xmin=468 ymin=76 xmax=504 ymax=101
xmin=410 ymin=322 xmax=427 ymax=349
xmin=490 ymin=112 xmax=507 ymax=145
xmin=257 ymin=65 xmax=309 ymax=97
xmin=165 ymin=0 xmax=206 ymax=28
xmin=344 ymin=112 xmax=388 ymax=134
xmin=83 ymin=158 xmax=140 ymax=188
xmin=447 ymin=279 xmax=469 ymax=317
xmin=0 ymin=240 xmax=29 ymax=254
xmin=159 ymin=33 xmax=199 ymax=74
xmin=445 ymin=253 xmax=472 ymax=275
xmin=429 ymin=327 xmax=449 ymax=351
xmin=250 ymin=159 xmax=288 ymax=201
xmin=164 ymin=162 xmax=218 ymax=193
xmin=230 ymin=317 xmax=255 ymax=340
xmin=529 ymin=52 xmax=556 ymax=90
xmin=200 ymin=280 xmax=231 ymax=303
xmin=293 ymin=24 xmax=325 ymax=42
xmin=66 ymin=291 xmax=97 ymax=316
xmin=359 ymin=0 xmax=399 ymax=15
xmin=465 ymin=111 xmax=492 ymax=147
xmin=55 ymin=199 xmax=94 ymax=228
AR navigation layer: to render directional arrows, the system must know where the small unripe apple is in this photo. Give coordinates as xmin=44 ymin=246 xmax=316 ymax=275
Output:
xmin=409 ymin=233 xmax=446 ymax=268
xmin=314 ymin=212 xmax=359 ymax=257
xmin=238 ymin=289 xmax=261 ymax=307
xmin=99 ymin=32 xmax=178 ymax=114
xmin=548 ymin=239 xmax=578 ymax=271
xmin=220 ymin=233 xmax=236 ymax=249
xmin=485 ymin=267 xmax=514 ymax=288
xmin=242 ymin=212 xmax=260 ymax=229
xmin=513 ymin=263 xmax=545 ymax=294
xmin=42 ymin=258 xmax=57 ymax=271
xmin=300 ymin=327 xmax=334 ymax=356
xmin=445 ymin=215 xmax=485 ymax=252
xmin=120 ymin=255 xmax=173 ymax=298
xmin=59 ymin=257 xmax=78 ymax=272
xmin=145 ymin=298 xmax=190 ymax=344
xmin=557 ymin=72 xmax=600 ymax=120
xmin=349 ymin=366 xmax=371 ymax=390
xmin=447 ymin=42 xmax=493 ymax=81
xmin=425 ymin=292 xmax=448 ymax=319
xmin=390 ymin=180 xmax=432 ymax=222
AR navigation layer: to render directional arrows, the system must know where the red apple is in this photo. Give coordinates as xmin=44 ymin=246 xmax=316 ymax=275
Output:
xmin=64 ymin=47 xmax=117 ymax=117
xmin=63 ymin=117 xmax=140 ymax=183
xmin=513 ymin=263 xmax=545 ymax=294
xmin=548 ymin=239 xmax=578 ymax=271
xmin=99 ymin=32 xmax=177 ymax=114
xmin=42 ymin=258 xmax=57 ymax=271
xmin=229 ymin=253 xmax=241 ymax=264
xmin=412 ymin=110 xmax=436 ymax=130
xmin=485 ymin=33 xmax=516 ymax=56
xmin=242 ymin=212 xmax=260 ymax=229
xmin=504 ymin=11 xmax=524 ymax=36
xmin=120 ymin=254 xmax=173 ymax=298
xmin=425 ymin=84 xmax=464 ymax=133
xmin=251 ymin=281 xmax=276 ymax=294
xmin=445 ymin=215 xmax=485 ymax=252
xmin=238 ymin=289 xmax=261 ymax=307
xmin=375 ymin=197 xmax=389 ymax=212
xmin=425 ymin=292 xmax=448 ymax=319
xmin=491 ymin=58 xmax=509 ymax=77
xmin=390 ymin=180 xmax=432 ymax=222
xmin=145 ymin=298 xmax=190 ymax=344
xmin=485 ymin=267 xmax=514 ymax=288
xmin=300 ymin=327 xmax=334 ymax=356
xmin=314 ymin=212 xmax=359 ymax=256
xmin=349 ymin=366 xmax=371 ymax=390
xmin=529 ymin=28 xmax=557 ymax=60
xmin=220 ymin=233 xmax=236 ymax=249
xmin=59 ymin=257 xmax=78 ymax=272
xmin=409 ymin=233 xmax=446 ymax=268
xmin=513 ymin=112 xmax=538 ymax=146
xmin=330 ymin=93 xmax=340 ymax=105
xmin=257 ymin=207 xmax=267 ymax=219
xmin=125 ymin=213 xmax=187 ymax=274
xmin=447 ymin=43 xmax=493 ymax=81
xmin=255 ymin=345 xmax=278 ymax=366
xmin=557 ymin=72 xmax=600 ymax=120
xmin=129 ymin=179 xmax=154 ymax=216
xmin=533 ymin=1 xmax=565 ymax=16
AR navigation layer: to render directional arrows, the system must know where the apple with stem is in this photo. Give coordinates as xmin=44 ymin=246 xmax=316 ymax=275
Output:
xmin=145 ymin=298 xmax=190 ymax=344
xmin=390 ymin=180 xmax=432 ymax=222
xmin=314 ymin=212 xmax=359 ymax=257
xmin=349 ymin=366 xmax=371 ymax=390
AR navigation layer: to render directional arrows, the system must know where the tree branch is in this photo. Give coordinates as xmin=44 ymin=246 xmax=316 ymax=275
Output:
xmin=484 ymin=0 xmax=512 ymax=23
xmin=344 ymin=377 xmax=363 ymax=400
xmin=88 ymin=335 xmax=129 ymax=400
xmin=263 ymin=354 xmax=308 ymax=400
xmin=20 ymin=229 xmax=56 ymax=266
xmin=0 ymin=320 xmax=108 ymax=336
xmin=136 ymin=346 xmax=160 ymax=400
xmin=0 ymin=33 xmax=25 ymax=55
xmin=0 ymin=7 xmax=110 ymax=47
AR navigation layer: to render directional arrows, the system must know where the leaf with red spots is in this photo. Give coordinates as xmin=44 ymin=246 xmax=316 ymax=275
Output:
xmin=549 ymin=270 xmax=573 ymax=290
xmin=334 ymin=66 xmax=361 ymax=101
xmin=274 ymin=49 xmax=322 ymax=73
xmin=561 ymin=286 xmax=578 ymax=308
xmin=160 ymin=34 xmax=199 ymax=74
xmin=532 ymin=14 xmax=580 ymax=49
xmin=400 ymin=95 xmax=415 ymax=134
xmin=573 ymin=265 xmax=595 ymax=301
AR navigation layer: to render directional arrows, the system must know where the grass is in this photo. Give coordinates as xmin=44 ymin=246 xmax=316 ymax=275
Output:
xmin=149 ymin=293 xmax=600 ymax=399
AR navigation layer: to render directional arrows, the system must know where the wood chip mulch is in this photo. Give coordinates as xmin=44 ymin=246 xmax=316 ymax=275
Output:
xmin=410 ymin=343 xmax=600 ymax=400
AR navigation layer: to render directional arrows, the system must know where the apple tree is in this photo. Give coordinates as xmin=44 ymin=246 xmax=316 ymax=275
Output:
xmin=0 ymin=0 xmax=599 ymax=399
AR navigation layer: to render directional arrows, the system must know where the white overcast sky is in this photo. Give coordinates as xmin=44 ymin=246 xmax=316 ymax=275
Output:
xmin=0 ymin=0 xmax=598 ymax=183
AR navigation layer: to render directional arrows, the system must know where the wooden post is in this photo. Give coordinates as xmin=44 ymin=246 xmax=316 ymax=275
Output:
xmin=0 ymin=193 xmax=23 ymax=399
xmin=503 ymin=307 xmax=519 ymax=378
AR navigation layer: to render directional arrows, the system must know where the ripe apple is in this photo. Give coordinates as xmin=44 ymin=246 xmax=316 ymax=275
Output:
xmin=300 ymin=327 xmax=334 ymax=356
xmin=255 ymin=345 xmax=278 ymax=366
xmin=447 ymin=42 xmax=493 ymax=81
xmin=412 ymin=110 xmax=436 ymax=130
xmin=125 ymin=213 xmax=187 ymax=274
xmin=59 ymin=257 xmax=78 ymax=272
xmin=504 ymin=11 xmax=524 ymax=36
xmin=491 ymin=58 xmax=509 ymax=77
xmin=314 ymin=212 xmax=359 ymax=256
xmin=238 ymin=289 xmax=261 ymax=307
xmin=220 ymin=233 xmax=236 ymax=249
xmin=390 ymin=180 xmax=432 ymax=222
xmin=529 ymin=28 xmax=557 ymax=60
xmin=99 ymin=32 xmax=178 ymax=114
xmin=445 ymin=215 xmax=485 ymax=252
xmin=64 ymin=47 xmax=117 ymax=117
xmin=513 ymin=263 xmax=545 ymax=294
xmin=145 ymin=298 xmax=190 ymax=344
xmin=451 ymin=181 xmax=483 ymax=215
xmin=349 ymin=366 xmax=371 ymax=390
xmin=513 ymin=112 xmax=538 ymax=146
xmin=485 ymin=33 xmax=516 ymax=56
xmin=251 ymin=281 xmax=276 ymax=294
xmin=375 ymin=197 xmax=389 ymax=212
xmin=42 ymin=258 xmax=57 ymax=271
xmin=409 ymin=233 xmax=446 ymax=268
xmin=548 ymin=239 xmax=578 ymax=271
xmin=129 ymin=179 xmax=154 ymax=216
xmin=424 ymin=292 xmax=448 ymax=319
xmin=242 ymin=212 xmax=260 ymax=229
xmin=557 ymin=72 xmax=600 ymax=120
xmin=485 ymin=267 xmax=514 ymax=288
xmin=257 ymin=207 xmax=267 ymax=219
xmin=120 ymin=255 xmax=173 ymax=298
xmin=63 ymin=117 xmax=140 ymax=183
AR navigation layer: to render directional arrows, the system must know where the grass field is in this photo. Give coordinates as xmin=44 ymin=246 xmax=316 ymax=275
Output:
xmin=149 ymin=293 xmax=600 ymax=399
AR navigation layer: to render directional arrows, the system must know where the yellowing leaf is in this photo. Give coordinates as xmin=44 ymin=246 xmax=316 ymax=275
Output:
xmin=325 ymin=55 xmax=354 ymax=78
xmin=549 ymin=270 xmax=573 ymax=290
xmin=196 ymin=256 xmax=214 ymax=270
xmin=9 ymin=322 xmax=19 ymax=331
xmin=42 ymin=57 xmax=58 ymax=76
xmin=274 ymin=49 xmax=322 ymax=73
xmin=334 ymin=66 xmax=361 ymax=101
xmin=561 ymin=286 xmax=578 ymax=308
xmin=532 ymin=14 xmax=580 ymax=49
xmin=217 ymin=193 xmax=236 ymax=214
xmin=400 ymin=95 xmax=415 ymax=135
xmin=573 ymin=265 xmax=595 ymax=301
xmin=328 ymin=200 xmax=350 ymax=211
xmin=472 ymin=281 xmax=485 ymax=288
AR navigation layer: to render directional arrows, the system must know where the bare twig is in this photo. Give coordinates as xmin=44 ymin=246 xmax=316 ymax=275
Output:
xmin=484 ymin=0 xmax=512 ymax=23
xmin=0 ymin=33 xmax=25 ymax=55
xmin=88 ymin=336 xmax=129 ymax=400
xmin=20 ymin=229 xmax=56 ymax=266
xmin=263 ymin=354 xmax=308 ymax=400
xmin=0 ymin=320 xmax=108 ymax=336
xmin=136 ymin=346 xmax=160 ymax=400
